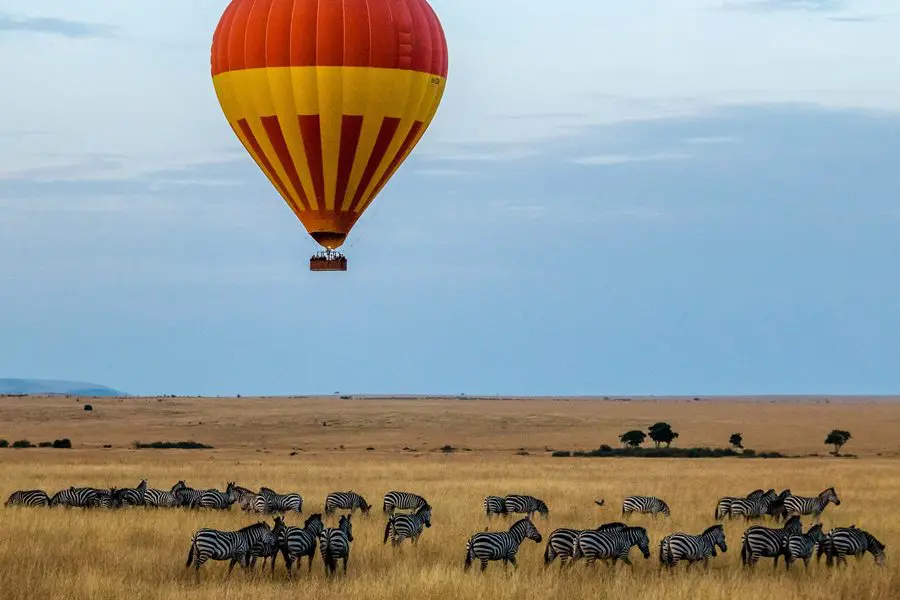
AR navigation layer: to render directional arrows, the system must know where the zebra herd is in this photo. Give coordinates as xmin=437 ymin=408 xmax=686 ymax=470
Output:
xmin=5 ymin=483 xmax=887 ymax=578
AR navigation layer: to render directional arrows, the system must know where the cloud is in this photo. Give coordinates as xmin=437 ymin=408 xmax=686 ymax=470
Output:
xmin=723 ymin=0 xmax=844 ymax=12
xmin=572 ymin=152 xmax=692 ymax=166
xmin=0 ymin=13 xmax=115 ymax=38
xmin=419 ymin=143 xmax=542 ymax=163
xmin=411 ymin=168 xmax=472 ymax=177
xmin=681 ymin=136 xmax=740 ymax=145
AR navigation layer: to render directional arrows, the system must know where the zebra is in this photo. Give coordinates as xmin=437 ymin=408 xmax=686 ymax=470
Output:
xmin=241 ymin=494 xmax=272 ymax=514
xmin=464 ymin=517 xmax=542 ymax=572
xmin=572 ymin=525 xmax=652 ymax=567
xmin=819 ymin=527 xmax=886 ymax=567
xmin=143 ymin=482 xmax=182 ymax=508
xmin=173 ymin=481 xmax=203 ymax=508
xmin=185 ymin=521 xmax=272 ymax=577
xmin=740 ymin=514 xmax=803 ymax=568
xmin=483 ymin=495 xmax=507 ymax=518
xmin=197 ymin=481 xmax=238 ymax=510
xmin=715 ymin=489 xmax=764 ymax=520
xmin=4 ymin=490 xmax=50 ymax=507
xmin=383 ymin=503 xmax=432 ymax=546
xmin=259 ymin=487 xmax=303 ymax=513
xmin=319 ymin=514 xmax=354 ymax=576
xmin=659 ymin=524 xmax=727 ymax=569
xmin=249 ymin=516 xmax=286 ymax=571
xmin=324 ymin=491 xmax=371 ymax=516
xmin=782 ymin=487 xmax=840 ymax=522
xmin=383 ymin=490 xmax=428 ymax=515
xmin=114 ymin=479 xmax=147 ymax=507
xmin=96 ymin=488 xmax=123 ymax=509
xmin=779 ymin=523 xmax=824 ymax=570
xmin=504 ymin=494 xmax=549 ymax=519
xmin=766 ymin=489 xmax=792 ymax=521
xmin=544 ymin=522 xmax=627 ymax=568
xmin=50 ymin=487 xmax=99 ymax=508
xmin=279 ymin=513 xmax=325 ymax=575
xmin=622 ymin=495 xmax=670 ymax=518
xmin=729 ymin=489 xmax=777 ymax=521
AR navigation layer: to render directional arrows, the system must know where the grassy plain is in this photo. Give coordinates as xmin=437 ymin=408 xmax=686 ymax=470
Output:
xmin=0 ymin=395 xmax=898 ymax=600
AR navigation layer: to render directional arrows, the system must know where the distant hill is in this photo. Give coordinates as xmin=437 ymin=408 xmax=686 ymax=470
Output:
xmin=0 ymin=379 xmax=127 ymax=397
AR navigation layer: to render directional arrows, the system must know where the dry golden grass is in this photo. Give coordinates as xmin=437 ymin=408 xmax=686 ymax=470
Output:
xmin=0 ymin=396 xmax=898 ymax=599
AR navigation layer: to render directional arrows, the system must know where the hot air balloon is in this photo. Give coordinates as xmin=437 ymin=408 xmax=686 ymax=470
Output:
xmin=210 ymin=0 xmax=449 ymax=271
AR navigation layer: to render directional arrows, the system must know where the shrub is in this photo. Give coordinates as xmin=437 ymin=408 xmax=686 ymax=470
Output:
xmin=439 ymin=445 xmax=456 ymax=453
xmin=132 ymin=441 xmax=213 ymax=449
xmin=52 ymin=439 xmax=72 ymax=449
xmin=83 ymin=404 xmax=93 ymax=411
xmin=0 ymin=440 xmax=8 ymax=448
xmin=38 ymin=441 xmax=53 ymax=448
xmin=12 ymin=440 xmax=34 ymax=448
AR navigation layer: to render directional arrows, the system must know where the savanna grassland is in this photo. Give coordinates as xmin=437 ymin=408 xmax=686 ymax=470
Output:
xmin=1 ymin=395 xmax=898 ymax=600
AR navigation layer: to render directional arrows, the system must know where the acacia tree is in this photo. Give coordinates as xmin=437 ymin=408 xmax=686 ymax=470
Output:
xmin=620 ymin=430 xmax=647 ymax=448
xmin=648 ymin=422 xmax=679 ymax=448
xmin=729 ymin=433 xmax=743 ymax=450
xmin=825 ymin=430 xmax=852 ymax=455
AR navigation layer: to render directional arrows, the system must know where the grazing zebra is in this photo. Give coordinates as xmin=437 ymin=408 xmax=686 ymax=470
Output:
xmin=622 ymin=496 xmax=670 ymax=518
xmin=729 ymin=489 xmax=777 ymax=521
xmin=659 ymin=524 xmax=727 ymax=569
xmin=197 ymin=482 xmax=238 ymax=510
xmin=819 ymin=527 xmax=886 ymax=567
xmin=464 ymin=518 xmax=542 ymax=572
xmin=324 ymin=491 xmax=371 ymax=516
xmin=143 ymin=482 xmax=182 ymax=508
xmin=715 ymin=489 xmax=764 ymax=520
xmin=280 ymin=513 xmax=325 ymax=575
xmin=740 ymin=515 xmax=803 ymax=567
xmin=483 ymin=495 xmax=507 ymax=518
xmin=259 ymin=487 xmax=303 ymax=513
xmin=319 ymin=514 xmax=354 ymax=575
xmin=249 ymin=516 xmax=286 ymax=571
xmin=50 ymin=487 xmax=99 ymax=508
xmin=4 ymin=490 xmax=50 ymax=507
xmin=115 ymin=479 xmax=147 ymax=507
xmin=782 ymin=487 xmax=840 ymax=522
xmin=572 ymin=525 xmax=652 ymax=567
xmin=383 ymin=503 xmax=432 ymax=546
xmin=504 ymin=494 xmax=549 ymax=519
xmin=383 ymin=490 xmax=428 ymax=515
xmin=544 ymin=522 xmax=626 ymax=568
xmin=780 ymin=523 xmax=824 ymax=570
xmin=185 ymin=521 xmax=272 ymax=576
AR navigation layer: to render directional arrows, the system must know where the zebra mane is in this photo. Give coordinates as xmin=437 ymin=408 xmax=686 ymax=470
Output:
xmin=702 ymin=524 xmax=724 ymax=537
xmin=304 ymin=513 xmax=323 ymax=529
xmin=237 ymin=521 xmax=270 ymax=533
xmin=819 ymin=486 xmax=836 ymax=498
xmin=864 ymin=530 xmax=885 ymax=550
xmin=415 ymin=503 xmax=432 ymax=514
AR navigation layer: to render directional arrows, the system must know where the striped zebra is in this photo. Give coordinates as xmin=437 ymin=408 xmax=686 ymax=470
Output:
xmin=197 ymin=482 xmax=238 ymax=510
xmin=249 ymin=516 xmax=286 ymax=571
xmin=173 ymin=481 xmax=203 ymax=508
xmin=819 ymin=526 xmax=886 ymax=567
xmin=241 ymin=494 xmax=271 ymax=514
xmin=4 ymin=490 xmax=50 ymax=507
xmin=729 ymin=489 xmax=778 ymax=521
xmin=464 ymin=517 xmax=542 ymax=572
xmin=259 ymin=487 xmax=303 ymax=513
xmin=572 ymin=525 xmax=652 ymax=567
xmin=143 ymin=482 xmax=182 ymax=508
xmin=766 ymin=489 xmax=792 ymax=521
xmin=715 ymin=489 xmax=764 ymax=520
xmin=319 ymin=514 xmax=354 ymax=576
xmin=324 ymin=491 xmax=371 ymax=516
xmin=115 ymin=479 xmax=147 ymax=507
xmin=782 ymin=487 xmax=840 ymax=522
xmin=544 ymin=522 xmax=626 ymax=568
xmin=504 ymin=494 xmax=549 ymax=519
xmin=483 ymin=495 xmax=507 ymax=518
xmin=659 ymin=524 xmax=727 ymax=569
xmin=383 ymin=490 xmax=428 ymax=515
xmin=185 ymin=521 xmax=272 ymax=577
xmin=740 ymin=514 xmax=803 ymax=567
xmin=96 ymin=488 xmax=123 ymax=509
xmin=50 ymin=487 xmax=99 ymax=508
xmin=779 ymin=523 xmax=824 ymax=570
xmin=279 ymin=513 xmax=325 ymax=575
xmin=622 ymin=495 xmax=670 ymax=518
xmin=383 ymin=503 xmax=432 ymax=546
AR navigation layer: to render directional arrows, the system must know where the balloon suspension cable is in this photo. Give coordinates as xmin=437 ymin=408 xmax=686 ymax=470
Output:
xmin=310 ymin=248 xmax=347 ymax=272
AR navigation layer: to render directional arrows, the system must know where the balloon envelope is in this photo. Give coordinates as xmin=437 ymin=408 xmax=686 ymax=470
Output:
xmin=211 ymin=0 xmax=449 ymax=250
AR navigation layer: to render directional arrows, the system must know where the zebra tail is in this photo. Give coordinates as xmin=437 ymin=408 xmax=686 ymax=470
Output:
xmin=572 ymin=536 xmax=583 ymax=561
xmin=185 ymin=534 xmax=196 ymax=567
xmin=383 ymin=516 xmax=393 ymax=544
xmin=464 ymin=539 xmax=474 ymax=570
xmin=740 ymin=534 xmax=748 ymax=565
xmin=543 ymin=540 xmax=552 ymax=564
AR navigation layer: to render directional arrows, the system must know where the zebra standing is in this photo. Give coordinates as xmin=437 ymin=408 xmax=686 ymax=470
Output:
xmin=622 ymin=496 xmax=670 ymax=518
xmin=544 ymin=522 xmax=626 ymax=568
xmin=383 ymin=503 xmax=432 ymax=546
xmin=782 ymin=487 xmax=840 ymax=522
xmin=143 ymin=482 xmax=182 ymax=508
xmin=483 ymin=495 xmax=507 ymax=518
xmin=249 ymin=516 xmax=286 ymax=572
xmin=50 ymin=487 xmax=99 ymax=508
xmin=95 ymin=488 xmax=123 ymax=509
xmin=504 ymin=494 xmax=549 ymax=519
xmin=819 ymin=526 xmax=886 ymax=567
xmin=324 ymin=491 xmax=371 ymax=516
xmin=729 ymin=489 xmax=778 ymax=521
xmin=740 ymin=514 xmax=803 ymax=567
xmin=383 ymin=490 xmax=428 ymax=515
xmin=659 ymin=524 xmax=727 ymax=569
xmin=765 ymin=489 xmax=792 ymax=521
xmin=259 ymin=487 xmax=303 ymax=513
xmin=715 ymin=489 xmax=764 ymax=520
xmin=279 ymin=513 xmax=325 ymax=575
xmin=185 ymin=521 xmax=272 ymax=577
xmin=572 ymin=525 xmax=652 ymax=567
xmin=173 ymin=481 xmax=203 ymax=508
xmin=197 ymin=481 xmax=238 ymax=510
xmin=464 ymin=517 xmax=542 ymax=572
xmin=319 ymin=514 xmax=354 ymax=575
xmin=780 ymin=523 xmax=824 ymax=570
xmin=114 ymin=479 xmax=147 ymax=507
xmin=5 ymin=490 xmax=50 ymax=507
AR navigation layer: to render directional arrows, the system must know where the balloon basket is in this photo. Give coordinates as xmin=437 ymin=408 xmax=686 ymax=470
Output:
xmin=310 ymin=251 xmax=347 ymax=272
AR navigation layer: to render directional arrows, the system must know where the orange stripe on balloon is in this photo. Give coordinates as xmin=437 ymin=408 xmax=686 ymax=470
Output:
xmin=260 ymin=115 xmax=312 ymax=211
xmin=298 ymin=115 xmax=326 ymax=207
xmin=236 ymin=118 xmax=295 ymax=211
xmin=348 ymin=117 xmax=400 ymax=212
xmin=336 ymin=115 xmax=364 ymax=211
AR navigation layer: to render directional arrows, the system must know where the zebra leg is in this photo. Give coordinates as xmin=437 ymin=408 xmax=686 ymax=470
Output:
xmin=342 ymin=555 xmax=349 ymax=574
xmin=509 ymin=556 xmax=518 ymax=570
xmin=480 ymin=558 xmax=488 ymax=572
xmin=307 ymin=553 xmax=314 ymax=573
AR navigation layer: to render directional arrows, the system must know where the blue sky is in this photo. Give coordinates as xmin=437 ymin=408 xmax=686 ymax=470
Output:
xmin=1 ymin=0 xmax=898 ymax=396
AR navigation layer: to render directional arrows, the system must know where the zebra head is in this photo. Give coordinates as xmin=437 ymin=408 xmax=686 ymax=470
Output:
xmin=136 ymin=479 xmax=147 ymax=492
xmin=272 ymin=515 xmax=286 ymax=536
xmin=806 ymin=523 xmax=825 ymax=543
xmin=224 ymin=481 xmax=237 ymax=502
xmin=304 ymin=513 xmax=325 ymax=536
xmin=821 ymin=487 xmax=840 ymax=506
xmin=512 ymin=518 xmax=542 ymax=543
xmin=339 ymin=514 xmax=354 ymax=542
xmin=171 ymin=480 xmax=186 ymax=493
xmin=629 ymin=526 xmax=652 ymax=559
xmin=358 ymin=497 xmax=372 ymax=515
xmin=417 ymin=503 xmax=433 ymax=528
xmin=783 ymin=515 xmax=803 ymax=534
xmin=865 ymin=532 xmax=886 ymax=567
xmin=703 ymin=524 xmax=727 ymax=553
xmin=535 ymin=499 xmax=550 ymax=518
